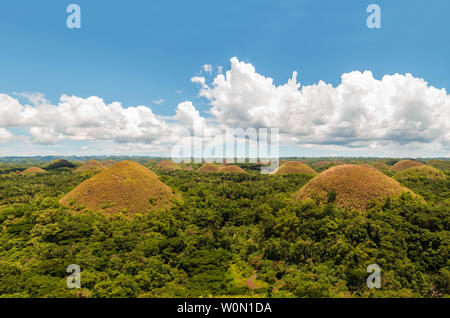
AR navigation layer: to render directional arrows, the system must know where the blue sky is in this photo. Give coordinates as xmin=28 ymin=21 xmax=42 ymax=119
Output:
xmin=0 ymin=0 xmax=449 ymax=157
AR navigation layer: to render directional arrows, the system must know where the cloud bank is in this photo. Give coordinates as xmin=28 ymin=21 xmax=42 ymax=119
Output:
xmin=0 ymin=57 xmax=448 ymax=156
xmin=194 ymin=57 xmax=449 ymax=150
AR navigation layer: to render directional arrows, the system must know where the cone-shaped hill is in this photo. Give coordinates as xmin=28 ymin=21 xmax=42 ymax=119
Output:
xmin=393 ymin=166 xmax=447 ymax=199
xmin=19 ymin=167 xmax=47 ymax=175
xmin=296 ymin=164 xmax=414 ymax=211
xmin=59 ymin=161 xmax=176 ymax=214
xmin=102 ymin=160 xmax=116 ymax=168
xmin=273 ymin=161 xmax=317 ymax=176
xmin=45 ymin=159 xmax=76 ymax=170
xmin=157 ymin=160 xmax=180 ymax=171
xmin=390 ymin=160 xmax=424 ymax=172
xmin=394 ymin=166 xmax=446 ymax=182
xmin=218 ymin=165 xmax=247 ymax=173
xmin=197 ymin=163 xmax=221 ymax=173
xmin=75 ymin=159 xmax=106 ymax=173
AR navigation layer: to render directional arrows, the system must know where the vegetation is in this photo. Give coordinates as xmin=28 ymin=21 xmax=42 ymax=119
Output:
xmin=426 ymin=160 xmax=450 ymax=172
xmin=371 ymin=162 xmax=391 ymax=174
xmin=0 ymin=158 xmax=448 ymax=298
xmin=394 ymin=166 xmax=449 ymax=202
xmin=45 ymin=159 xmax=76 ymax=170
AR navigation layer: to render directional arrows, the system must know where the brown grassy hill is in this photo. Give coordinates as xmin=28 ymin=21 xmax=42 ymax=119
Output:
xmin=198 ymin=163 xmax=221 ymax=173
xmin=296 ymin=164 xmax=414 ymax=211
xmin=273 ymin=161 xmax=317 ymax=176
xmin=183 ymin=166 xmax=194 ymax=171
xmin=218 ymin=165 xmax=247 ymax=173
xmin=59 ymin=161 xmax=175 ymax=214
xmin=390 ymin=160 xmax=424 ymax=172
xmin=102 ymin=160 xmax=116 ymax=168
xmin=157 ymin=160 xmax=180 ymax=171
xmin=75 ymin=159 xmax=106 ymax=173
xmin=19 ymin=167 xmax=47 ymax=176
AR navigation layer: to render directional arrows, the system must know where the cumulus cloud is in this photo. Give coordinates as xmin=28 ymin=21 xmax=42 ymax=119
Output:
xmin=174 ymin=101 xmax=206 ymax=134
xmin=0 ymin=94 xmax=171 ymax=145
xmin=0 ymin=128 xmax=13 ymax=142
xmin=194 ymin=57 xmax=450 ymax=150
xmin=1 ymin=57 xmax=449 ymax=155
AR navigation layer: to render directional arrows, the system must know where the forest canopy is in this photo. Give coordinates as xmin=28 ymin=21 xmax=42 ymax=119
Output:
xmin=0 ymin=157 xmax=449 ymax=298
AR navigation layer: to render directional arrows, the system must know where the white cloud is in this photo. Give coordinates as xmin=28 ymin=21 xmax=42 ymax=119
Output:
xmin=191 ymin=76 xmax=207 ymax=88
xmin=152 ymin=98 xmax=165 ymax=105
xmin=0 ymin=128 xmax=13 ymax=142
xmin=0 ymin=94 xmax=171 ymax=145
xmin=1 ymin=57 xmax=449 ymax=156
xmin=174 ymin=101 xmax=206 ymax=133
xmin=194 ymin=57 xmax=450 ymax=151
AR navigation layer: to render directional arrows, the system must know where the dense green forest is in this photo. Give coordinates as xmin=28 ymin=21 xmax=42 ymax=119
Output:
xmin=0 ymin=159 xmax=449 ymax=298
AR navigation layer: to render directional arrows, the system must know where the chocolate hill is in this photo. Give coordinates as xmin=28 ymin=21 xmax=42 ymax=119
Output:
xmin=218 ymin=165 xmax=247 ymax=173
xmin=101 ymin=160 xmax=116 ymax=168
xmin=59 ymin=161 xmax=176 ymax=214
xmin=75 ymin=159 xmax=106 ymax=173
xmin=157 ymin=160 xmax=180 ymax=171
xmin=45 ymin=159 xmax=76 ymax=170
xmin=296 ymin=164 xmax=414 ymax=211
xmin=390 ymin=160 xmax=424 ymax=172
xmin=197 ymin=163 xmax=221 ymax=173
xmin=394 ymin=166 xmax=446 ymax=182
xmin=19 ymin=167 xmax=47 ymax=176
xmin=273 ymin=161 xmax=317 ymax=176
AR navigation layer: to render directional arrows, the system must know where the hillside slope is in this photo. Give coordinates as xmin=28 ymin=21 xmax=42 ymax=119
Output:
xmin=297 ymin=164 xmax=414 ymax=210
xmin=60 ymin=161 xmax=176 ymax=214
